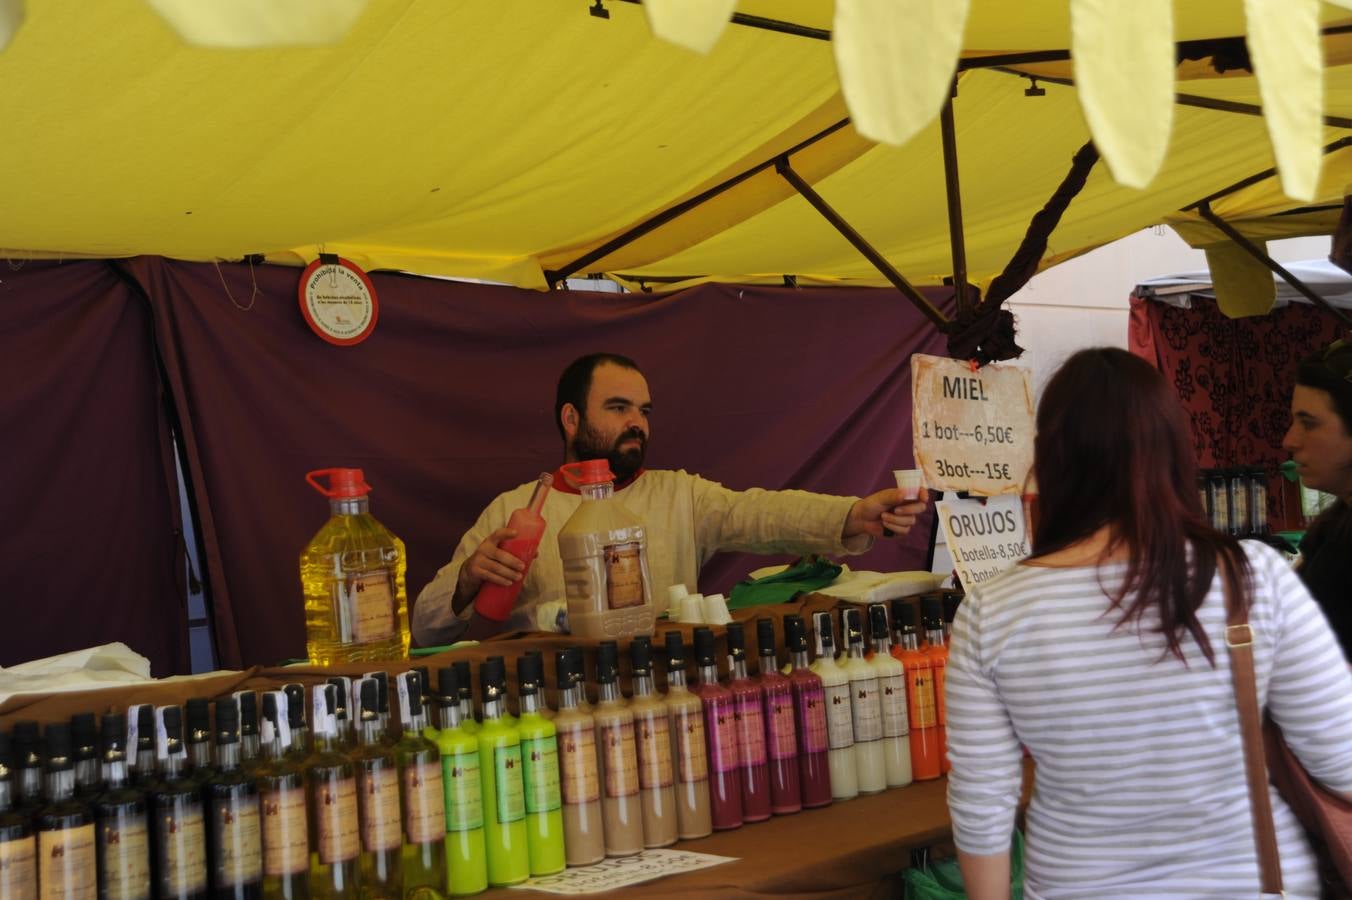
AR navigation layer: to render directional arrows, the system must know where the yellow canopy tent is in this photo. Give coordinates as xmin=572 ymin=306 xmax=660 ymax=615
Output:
xmin=0 ymin=0 xmax=1349 ymax=308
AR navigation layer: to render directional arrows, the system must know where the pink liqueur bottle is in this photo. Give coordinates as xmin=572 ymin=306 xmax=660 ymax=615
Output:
xmin=723 ymin=623 xmax=771 ymax=823
xmin=783 ymin=615 xmax=832 ymax=808
xmin=691 ymin=627 xmax=743 ymax=831
xmin=754 ymin=618 xmax=802 ymax=815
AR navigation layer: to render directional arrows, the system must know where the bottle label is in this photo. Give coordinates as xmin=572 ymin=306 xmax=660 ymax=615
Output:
xmin=359 ymin=765 xmax=402 ymax=852
xmin=345 ymin=569 xmax=397 ymax=644
xmin=315 ymin=775 xmax=360 ymax=864
xmin=795 ymin=682 xmax=829 ymax=754
xmin=850 ymin=676 xmax=883 ymax=743
xmin=212 ymin=795 xmax=262 ymax=885
xmin=158 ymin=806 xmax=207 ymax=895
xmin=635 ymin=710 xmax=674 ymax=789
xmin=878 ymin=673 xmax=910 ymax=738
xmin=0 ymin=835 xmax=37 ymax=900
xmin=441 ymin=751 xmax=484 ymax=832
xmin=404 ymin=759 xmax=447 ymax=845
xmin=905 ymin=666 xmax=938 ymax=729
xmin=557 ymin=723 xmax=601 ymax=805
xmin=764 ymin=683 xmax=798 ymax=761
xmin=261 ymin=785 xmax=309 ymax=876
xmin=603 ymin=542 xmax=646 ymax=610
xmin=98 ymin=809 xmax=150 ymax=900
xmin=38 ymin=824 xmax=95 ymax=900
xmin=823 ymin=682 xmax=854 ymax=750
xmin=599 ymin=720 xmax=639 ymax=798
xmin=673 ymin=706 xmax=708 ymax=784
xmin=733 ymin=693 xmax=767 ymax=767
xmin=521 ymin=736 xmax=562 ymax=814
xmin=494 ymin=745 xmax=526 ymax=823
xmin=703 ymin=697 xmax=740 ymax=774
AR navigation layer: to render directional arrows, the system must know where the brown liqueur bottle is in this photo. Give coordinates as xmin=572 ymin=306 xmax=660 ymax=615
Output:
xmin=551 ymin=650 xmax=604 ymax=867
xmin=628 ymin=637 xmax=677 ymax=848
xmin=592 ymin=641 xmax=644 ymax=857
xmin=11 ymin=721 xmax=44 ymax=817
xmin=202 ymin=701 xmax=262 ymax=899
xmin=93 ymin=714 xmax=152 ymax=900
xmin=302 ymin=685 xmax=361 ymax=899
xmin=661 ymin=632 xmax=712 ymax=840
xmin=351 ymin=678 xmax=401 ymax=898
xmin=36 ymin=723 xmax=98 ymax=900
xmin=0 ymin=731 xmax=38 ymax=900
xmin=255 ymin=693 xmax=309 ymax=900
xmin=147 ymin=707 xmax=209 ymax=900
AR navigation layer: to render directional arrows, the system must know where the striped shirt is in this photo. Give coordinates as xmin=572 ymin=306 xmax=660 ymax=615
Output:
xmin=946 ymin=541 xmax=1352 ymax=900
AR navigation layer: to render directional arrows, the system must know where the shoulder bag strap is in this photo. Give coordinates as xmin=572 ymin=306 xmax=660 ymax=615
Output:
xmin=1222 ymin=563 xmax=1285 ymax=896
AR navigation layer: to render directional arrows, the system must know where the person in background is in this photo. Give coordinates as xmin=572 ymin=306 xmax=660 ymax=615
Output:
xmin=413 ymin=352 xmax=927 ymax=644
xmin=946 ymin=347 xmax=1352 ymax=900
xmin=1283 ymin=337 xmax=1352 ymax=655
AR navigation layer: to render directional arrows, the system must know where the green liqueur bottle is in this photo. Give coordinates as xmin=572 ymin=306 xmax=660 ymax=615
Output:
xmin=37 ymin=723 xmax=98 ymax=900
xmin=514 ymin=654 xmax=565 ymax=876
xmin=302 ymin=686 xmax=361 ymax=899
xmin=0 ymin=731 xmax=39 ymax=900
xmin=433 ymin=667 xmax=487 ymax=896
xmin=94 ymin=713 xmax=152 ymax=900
xmin=394 ymin=671 xmax=448 ymax=897
xmin=476 ymin=658 xmax=528 ymax=887
xmin=146 ymin=707 xmax=209 ymax=900
xmin=202 ymin=700 xmax=262 ymax=899
xmin=256 ymin=693 xmax=309 ymax=900
xmin=352 ymin=678 xmax=401 ymax=898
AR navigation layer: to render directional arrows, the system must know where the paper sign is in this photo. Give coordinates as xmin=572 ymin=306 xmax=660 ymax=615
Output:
xmin=911 ymin=354 xmax=1035 ymax=496
xmin=509 ymin=849 xmax=735 ymax=894
xmin=935 ymin=495 xmax=1030 ymax=588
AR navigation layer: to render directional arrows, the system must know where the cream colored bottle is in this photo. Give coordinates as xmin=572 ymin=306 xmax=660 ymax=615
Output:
xmin=841 ymin=608 xmax=887 ymax=795
xmin=551 ymin=651 xmax=604 ymax=867
xmin=661 ymin=632 xmax=712 ymax=839
xmin=867 ymin=604 xmax=913 ymax=788
xmin=592 ymin=642 xmax=644 ymax=856
xmin=628 ymin=637 xmax=677 ymax=848
xmin=810 ymin=613 xmax=858 ymax=801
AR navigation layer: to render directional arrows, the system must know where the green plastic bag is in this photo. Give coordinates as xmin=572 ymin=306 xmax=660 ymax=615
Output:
xmin=727 ymin=555 xmax=842 ymax=609
xmin=902 ymin=831 xmax=1024 ymax=900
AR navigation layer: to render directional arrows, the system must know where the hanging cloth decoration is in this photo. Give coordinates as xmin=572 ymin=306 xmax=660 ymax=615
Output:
xmin=145 ymin=0 xmax=367 ymax=48
xmin=642 ymin=0 xmax=736 ymax=55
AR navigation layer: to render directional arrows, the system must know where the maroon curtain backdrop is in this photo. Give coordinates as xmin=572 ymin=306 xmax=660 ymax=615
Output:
xmin=1129 ymin=292 xmax=1343 ymax=527
xmin=120 ymin=258 xmax=949 ymax=668
xmin=0 ymin=261 xmax=187 ymax=674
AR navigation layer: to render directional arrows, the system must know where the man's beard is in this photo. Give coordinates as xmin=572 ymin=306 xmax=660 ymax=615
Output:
xmin=573 ymin=419 xmax=647 ymax=483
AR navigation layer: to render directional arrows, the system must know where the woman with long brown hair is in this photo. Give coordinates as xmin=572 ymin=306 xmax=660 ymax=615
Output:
xmin=946 ymin=347 xmax=1352 ymax=900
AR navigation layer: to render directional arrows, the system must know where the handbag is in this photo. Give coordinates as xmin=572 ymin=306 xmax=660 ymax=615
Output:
xmin=1224 ymin=573 xmax=1352 ymax=898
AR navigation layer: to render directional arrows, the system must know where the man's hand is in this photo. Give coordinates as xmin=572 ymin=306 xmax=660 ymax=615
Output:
xmin=844 ymin=487 xmax=930 ymax=540
xmin=456 ymin=527 xmax=525 ymax=600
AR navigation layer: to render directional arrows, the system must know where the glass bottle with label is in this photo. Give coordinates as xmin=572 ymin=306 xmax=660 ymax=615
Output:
xmin=0 ymin=731 xmax=38 ymax=900
xmin=130 ymin=706 xmax=158 ymax=789
xmin=691 ymin=627 xmax=743 ymax=831
xmin=452 ymin=662 xmax=480 ymax=736
xmin=301 ymin=468 xmax=410 ymax=666
xmin=627 ymin=637 xmax=677 ymax=847
xmin=921 ymin=596 xmax=950 ymax=774
xmin=783 ymin=615 xmax=832 ymax=808
xmin=723 ymin=623 xmax=771 ymax=823
xmin=202 ymin=700 xmax=262 ymax=899
xmin=661 ymin=632 xmax=712 ymax=839
xmin=867 ymin=604 xmax=912 ymax=789
xmin=350 ymin=679 xmax=400 ymax=898
xmin=146 ymin=708 xmax=209 ymax=900
xmin=70 ymin=714 xmax=102 ymax=801
xmin=1249 ymin=467 xmax=1270 ymax=536
xmin=95 ymin=714 xmax=151 ymax=900
xmin=592 ymin=642 xmax=645 ymax=855
xmin=550 ymin=651 xmax=604 ymax=867
xmin=392 ymin=671 xmax=448 ymax=893
xmin=323 ymin=679 xmax=354 ymax=754
xmin=233 ymin=694 xmax=261 ymax=778
xmin=281 ymin=686 xmax=309 ymax=766
xmin=185 ymin=700 xmax=215 ymax=786
xmin=565 ymin=648 xmax=594 ymax=717
xmin=810 ymin=615 xmax=857 ymax=802
xmin=361 ymin=672 xmax=398 ymax=745
xmin=476 ymin=658 xmax=529 ymax=886
xmin=431 ymin=667 xmax=488 ymax=896
xmin=254 ymin=693 xmax=309 ymax=900
xmin=302 ymin=686 xmax=361 ymax=899
xmin=11 ymin=721 xmax=44 ymax=816
xmin=36 ymin=724 xmax=98 ymax=900
xmin=512 ymin=656 xmax=565 ymax=875
xmin=889 ymin=600 xmax=941 ymax=781
xmin=841 ymin=609 xmax=886 ymax=795
xmin=754 ymin=618 xmax=801 ymax=815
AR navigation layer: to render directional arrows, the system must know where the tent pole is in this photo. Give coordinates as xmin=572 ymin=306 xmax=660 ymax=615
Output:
xmin=1196 ymin=202 xmax=1352 ymax=327
xmin=940 ymin=85 xmax=971 ymax=317
xmin=775 ymin=157 xmax=951 ymax=329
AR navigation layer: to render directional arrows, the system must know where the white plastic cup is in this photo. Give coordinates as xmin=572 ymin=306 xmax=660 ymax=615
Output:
xmin=680 ymin=594 xmax=705 ymax=625
xmin=667 ymin=584 xmax=689 ymax=619
xmin=893 ymin=468 xmax=925 ymax=501
xmin=702 ymin=593 xmax=732 ymax=626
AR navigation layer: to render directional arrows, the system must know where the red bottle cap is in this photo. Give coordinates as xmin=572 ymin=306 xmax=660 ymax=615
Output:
xmin=560 ymin=459 xmax=614 ymax=485
xmin=305 ymin=468 xmax=371 ymax=498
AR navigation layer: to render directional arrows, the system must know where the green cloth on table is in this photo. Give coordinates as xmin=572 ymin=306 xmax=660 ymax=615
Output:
xmin=902 ymin=830 xmax=1024 ymax=899
xmin=727 ymin=555 xmax=843 ymax=609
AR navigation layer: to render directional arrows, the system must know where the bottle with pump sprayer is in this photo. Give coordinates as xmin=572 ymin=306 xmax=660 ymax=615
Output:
xmin=867 ymin=604 xmax=913 ymax=788
xmin=842 ymin=608 xmax=887 ymax=795
xmin=783 ymin=615 xmax=832 ymax=808
xmin=254 ymin=692 xmax=309 ymax=900
xmin=921 ymin=595 xmax=950 ymax=774
xmin=352 ymin=678 xmax=401 ymax=898
xmin=754 ymin=618 xmax=802 ymax=815
xmin=146 ymin=706 xmax=210 ymax=900
xmin=592 ymin=642 xmax=644 ymax=856
xmin=811 ymin=614 xmax=858 ymax=801
xmin=691 ymin=627 xmax=743 ymax=830
xmin=628 ymin=637 xmax=678 ymax=847
xmin=431 ymin=666 xmax=489 ymax=896
xmin=723 ymin=623 xmax=771 ymax=822
xmin=37 ymin=723 xmax=99 ymax=900
xmin=476 ymin=658 xmax=529 ymax=886
xmin=890 ymin=599 xmax=941 ymax=781
xmin=202 ymin=699 xmax=263 ymax=899
xmin=0 ymin=731 xmax=38 ymax=900
xmin=303 ymin=685 xmax=361 ymax=898
xmin=92 ymin=714 xmax=151 ymax=900
xmin=471 ymin=473 xmax=553 ymax=625
xmin=551 ymin=651 xmax=604 ymax=867
xmin=513 ymin=655 xmax=565 ymax=875
xmin=394 ymin=670 xmax=449 ymax=895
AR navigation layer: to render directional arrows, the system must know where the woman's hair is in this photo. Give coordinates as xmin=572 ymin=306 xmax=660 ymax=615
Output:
xmin=1295 ymin=337 xmax=1352 ymax=434
xmin=1032 ymin=347 xmax=1249 ymax=664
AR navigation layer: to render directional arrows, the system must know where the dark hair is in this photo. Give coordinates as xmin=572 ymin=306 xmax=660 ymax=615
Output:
xmin=554 ymin=353 xmax=642 ymax=441
xmin=1295 ymin=337 xmax=1352 ymax=433
xmin=1032 ymin=347 xmax=1249 ymax=664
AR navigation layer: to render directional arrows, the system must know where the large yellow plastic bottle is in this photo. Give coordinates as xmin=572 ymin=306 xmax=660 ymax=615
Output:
xmin=300 ymin=468 xmax=410 ymax=665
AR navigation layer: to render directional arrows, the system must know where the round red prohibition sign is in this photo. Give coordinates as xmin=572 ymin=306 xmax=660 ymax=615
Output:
xmin=298 ymin=257 xmax=379 ymax=346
